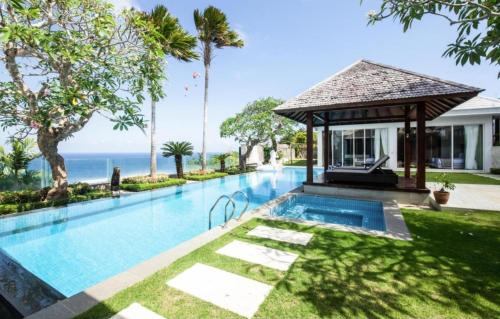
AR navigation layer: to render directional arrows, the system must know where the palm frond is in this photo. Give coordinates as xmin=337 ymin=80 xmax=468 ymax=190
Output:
xmin=161 ymin=141 xmax=194 ymax=158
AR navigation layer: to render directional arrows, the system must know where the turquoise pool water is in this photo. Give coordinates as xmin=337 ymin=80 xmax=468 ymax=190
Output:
xmin=270 ymin=194 xmax=385 ymax=231
xmin=0 ymin=168 xmax=316 ymax=297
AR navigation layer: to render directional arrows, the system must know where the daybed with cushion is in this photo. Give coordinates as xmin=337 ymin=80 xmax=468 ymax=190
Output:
xmin=324 ymin=155 xmax=398 ymax=186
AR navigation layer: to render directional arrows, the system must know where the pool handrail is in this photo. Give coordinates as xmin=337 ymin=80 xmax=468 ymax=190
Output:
xmin=225 ymin=190 xmax=249 ymax=222
xmin=208 ymin=195 xmax=235 ymax=230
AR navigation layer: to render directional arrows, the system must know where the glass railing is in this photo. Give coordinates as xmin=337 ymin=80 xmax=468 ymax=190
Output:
xmin=0 ymin=153 xmax=239 ymax=192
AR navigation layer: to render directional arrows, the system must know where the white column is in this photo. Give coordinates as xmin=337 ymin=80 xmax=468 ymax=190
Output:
xmin=484 ymin=117 xmax=493 ymax=172
xmin=316 ymin=128 xmax=323 ymax=167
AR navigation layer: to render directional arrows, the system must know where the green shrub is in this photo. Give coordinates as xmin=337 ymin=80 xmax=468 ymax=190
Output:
xmin=225 ymin=166 xmax=256 ymax=175
xmin=122 ymin=174 xmax=170 ymax=184
xmin=185 ymin=172 xmax=228 ymax=181
xmin=70 ymin=183 xmax=92 ymax=195
xmin=0 ymin=190 xmax=42 ymax=204
xmin=0 ymin=204 xmax=18 ymax=215
xmin=491 ymin=168 xmax=500 ymax=175
xmin=121 ymin=179 xmax=186 ymax=192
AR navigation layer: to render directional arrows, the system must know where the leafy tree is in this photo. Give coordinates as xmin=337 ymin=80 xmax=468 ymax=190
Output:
xmin=366 ymin=0 xmax=500 ymax=76
xmin=220 ymin=97 xmax=297 ymax=169
xmin=194 ymin=6 xmax=244 ymax=171
xmin=144 ymin=5 xmax=198 ymax=179
xmin=214 ymin=153 xmax=231 ymax=172
xmin=243 ymin=97 xmax=296 ymax=151
xmin=0 ymin=0 xmax=165 ymax=199
xmin=161 ymin=141 xmax=194 ymax=178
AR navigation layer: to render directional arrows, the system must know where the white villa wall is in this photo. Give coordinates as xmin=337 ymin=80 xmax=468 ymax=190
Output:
xmin=493 ymin=146 xmax=500 ymax=169
xmin=316 ymin=113 xmax=496 ymax=172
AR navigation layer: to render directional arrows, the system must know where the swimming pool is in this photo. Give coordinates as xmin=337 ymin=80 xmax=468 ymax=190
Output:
xmin=270 ymin=194 xmax=385 ymax=231
xmin=0 ymin=168 xmax=316 ymax=297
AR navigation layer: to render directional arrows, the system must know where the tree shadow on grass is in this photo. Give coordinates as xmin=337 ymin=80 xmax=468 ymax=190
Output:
xmin=261 ymin=212 xmax=500 ymax=318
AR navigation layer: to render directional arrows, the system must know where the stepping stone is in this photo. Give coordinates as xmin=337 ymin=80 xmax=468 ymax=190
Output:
xmin=110 ymin=303 xmax=166 ymax=319
xmin=247 ymin=225 xmax=313 ymax=246
xmin=217 ymin=240 xmax=298 ymax=271
xmin=167 ymin=263 xmax=272 ymax=318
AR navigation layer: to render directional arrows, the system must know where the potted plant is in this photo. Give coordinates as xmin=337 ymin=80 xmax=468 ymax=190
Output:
xmin=433 ymin=173 xmax=456 ymax=205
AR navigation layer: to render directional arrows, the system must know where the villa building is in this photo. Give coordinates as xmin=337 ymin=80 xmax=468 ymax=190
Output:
xmin=311 ymin=87 xmax=500 ymax=173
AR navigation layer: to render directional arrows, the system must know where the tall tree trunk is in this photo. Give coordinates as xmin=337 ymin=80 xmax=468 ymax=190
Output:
xmin=201 ymin=63 xmax=209 ymax=171
xmin=271 ymin=138 xmax=278 ymax=152
xmin=241 ymin=144 xmax=255 ymax=172
xmin=175 ymin=155 xmax=183 ymax=178
xmin=37 ymin=131 xmax=68 ymax=200
xmin=150 ymin=99 xmax=157 ymax=179
xmin=220 ymin=159 xmax=225 ymax=172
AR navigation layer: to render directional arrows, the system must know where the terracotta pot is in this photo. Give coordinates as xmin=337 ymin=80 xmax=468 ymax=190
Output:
xmin=433 ymin=191 xmax=450 ymax=205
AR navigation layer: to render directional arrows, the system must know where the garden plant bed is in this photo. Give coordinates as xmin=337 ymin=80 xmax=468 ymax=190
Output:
xmin=0 ymin=184 xmax=110 ymax=216
xmin=121 ymin=179 xmax=186 ymax=192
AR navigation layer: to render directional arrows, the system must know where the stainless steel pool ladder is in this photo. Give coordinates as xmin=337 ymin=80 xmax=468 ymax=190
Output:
xmin=225 ymin=191 xmax=249 ymax=222
xmin=208 ymin=191 xmax=249 ymax=229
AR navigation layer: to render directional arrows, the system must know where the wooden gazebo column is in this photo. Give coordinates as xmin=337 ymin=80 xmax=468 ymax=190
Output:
xmin=306 ymin=111 xmax=313 ymax=183
xmin=323 ymin=112 xmax=329 ymax=172
xmin=416 ymin=102 xmax=426 ymax=189
xmin=404 ymin=105 xmax=411 ymax=178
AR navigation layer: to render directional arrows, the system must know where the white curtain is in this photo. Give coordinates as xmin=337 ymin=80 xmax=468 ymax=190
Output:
xmin=374 ymin=128 xmax=388 ymax=159
xmin=464 ymin=125 xmax=479 ymax=169
xmin=380 ymin=128 xmax=388 ymax=157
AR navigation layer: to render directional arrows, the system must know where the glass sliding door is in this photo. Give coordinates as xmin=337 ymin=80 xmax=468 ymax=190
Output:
xmin=332 ymin=130 xmax=342 ymax=167
xmin=454 ymin=125 xmax=483 ymax=170
xmin=396 ymin=124 xmax=483 ymax=170
xmin=354 ymin=130 xmax=365 ymax=167
xmin=427 ymin=126 xmax=452 ymax=169
xmin=365 ymin=129 xmax=376 ymax=165
xmin=343 ymin=130 xmax=354 ymax=166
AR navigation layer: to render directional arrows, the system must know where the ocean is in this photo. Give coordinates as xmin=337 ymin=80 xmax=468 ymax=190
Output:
xmin=29 ymin=153 xmax=226 ymax=184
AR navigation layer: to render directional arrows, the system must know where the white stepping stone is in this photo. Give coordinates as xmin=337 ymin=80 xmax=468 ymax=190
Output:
xmin=110 ymin=303 xmax=166 ymax=319
xmin=167 ymin=263 xmax=272 ymax=318
xmin=217 ymin=240 xmax=298 ymax=271
xmin=247 ymin=225 xmax=313 ymax=246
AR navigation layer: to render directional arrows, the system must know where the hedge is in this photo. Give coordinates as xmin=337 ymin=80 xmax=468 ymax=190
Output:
xmin=120 ymin=178 xmax=186 ymax=192
xmin=184 ymin=172 xmax=228 ymax=181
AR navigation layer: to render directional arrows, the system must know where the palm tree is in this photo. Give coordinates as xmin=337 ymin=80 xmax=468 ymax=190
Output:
xmin=215 ymin=153 xmax=231 ymax=172
xmin=161 ymin=141 xmax=194 ymax=178
xmin=4 ymin=138 xmax=40 ymax=179
xmin=147 ymin=5 xmax=198 ymax=180
xmin=193 ymin=6 xmax=244 ymax=171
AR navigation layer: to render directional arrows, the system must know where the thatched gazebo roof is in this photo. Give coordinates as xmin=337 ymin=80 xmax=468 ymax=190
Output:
xmin=274 ymin=60 xmax=483 ymax=126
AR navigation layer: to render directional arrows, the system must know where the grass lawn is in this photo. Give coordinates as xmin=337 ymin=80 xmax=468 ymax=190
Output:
xmin=395 ymin=171 xmax=500 ymax=185
xmin=78 ymin=209 xmax=500 ymax=319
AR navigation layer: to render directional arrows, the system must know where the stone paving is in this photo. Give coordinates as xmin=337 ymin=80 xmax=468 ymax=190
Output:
xmin=433 ymin=183 xmax=500 ymax=211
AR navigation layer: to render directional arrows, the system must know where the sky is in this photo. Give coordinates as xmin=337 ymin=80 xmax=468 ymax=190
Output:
xmin=1 ymin=0 xmax=498 ymax=153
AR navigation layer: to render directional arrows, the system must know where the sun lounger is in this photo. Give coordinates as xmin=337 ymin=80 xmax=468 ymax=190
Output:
xmin=325 ymin=155 xmax=398 ymax=186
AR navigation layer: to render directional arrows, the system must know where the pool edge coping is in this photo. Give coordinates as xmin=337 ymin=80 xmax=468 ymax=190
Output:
xmin=24 ymin=189 xmax=294 ymax=319
xmin=262 ymin=193 xmax=412 ymax=241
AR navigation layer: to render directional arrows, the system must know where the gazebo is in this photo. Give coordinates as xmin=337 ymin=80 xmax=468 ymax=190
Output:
xmin=275 ymin=60 xmax=482 ymax=193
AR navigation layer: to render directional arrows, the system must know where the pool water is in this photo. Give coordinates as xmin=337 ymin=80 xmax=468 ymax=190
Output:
xmin=270 ymin=194 xmax=385 ymax=231
xmin=0 ymin=168 xmax=319 ymax=297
